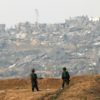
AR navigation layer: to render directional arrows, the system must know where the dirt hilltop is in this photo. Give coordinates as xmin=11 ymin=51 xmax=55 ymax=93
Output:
xmin=0 ymin=75 xmax=100 ymax=100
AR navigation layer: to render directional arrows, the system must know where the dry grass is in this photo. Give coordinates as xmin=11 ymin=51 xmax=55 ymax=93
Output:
xmin=0 ymin=75 xmax=99 ymax=100
xmin=57 ymin=75 xmax=100 ymax=100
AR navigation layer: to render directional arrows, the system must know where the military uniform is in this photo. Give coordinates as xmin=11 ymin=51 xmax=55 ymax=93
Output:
xmin=31 ymin=72 xmax=39 ymax=91
xmin=62 ymin=69 xmax=70 ymax=88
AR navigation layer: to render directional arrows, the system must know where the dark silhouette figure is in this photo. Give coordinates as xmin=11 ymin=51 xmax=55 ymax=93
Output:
xmin=31 ymin=69 xmax=39 ymax=92
xmin=62 ymin=67 xmax=70 ymax=88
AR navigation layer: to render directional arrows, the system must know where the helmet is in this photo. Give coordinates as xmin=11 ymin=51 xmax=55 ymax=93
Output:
xmin=32 ymin=68 xmax=35 ymax=72
xmin=63 ymin=67 xmax=67 ymax=71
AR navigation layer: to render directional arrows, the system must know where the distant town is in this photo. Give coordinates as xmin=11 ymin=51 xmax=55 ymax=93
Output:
xmin=0 ymin=16 xmax=100 ymax=78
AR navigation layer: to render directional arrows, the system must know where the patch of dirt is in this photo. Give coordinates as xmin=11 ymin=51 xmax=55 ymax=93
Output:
xmin=0 ymin=75 xmax=100 ymax=100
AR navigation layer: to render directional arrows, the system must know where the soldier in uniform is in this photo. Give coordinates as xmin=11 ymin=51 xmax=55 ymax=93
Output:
xmin=31 ymin=69 xmax=39 ymax=92
xmin=62 ymin=67 xmax=70 ymax=88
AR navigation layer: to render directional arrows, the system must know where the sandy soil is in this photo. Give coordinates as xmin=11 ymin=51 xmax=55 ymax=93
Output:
xmin=0 ymin=75 xmax=100 ymax=100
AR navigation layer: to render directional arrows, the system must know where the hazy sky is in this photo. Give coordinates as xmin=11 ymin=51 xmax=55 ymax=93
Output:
xmin=0 ymin=0 xmax=99 ymax=27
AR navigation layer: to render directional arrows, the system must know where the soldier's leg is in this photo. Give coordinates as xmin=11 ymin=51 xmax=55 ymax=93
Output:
xmin=36 ymin=84 xmax=39 ymax=91
xmin=62 ymin=80 xmax=65 ymax=88
xmin=32 ymin=83 xmax=35 ymax=92
xmin=34 ymin=83 xmax=39 ymax=91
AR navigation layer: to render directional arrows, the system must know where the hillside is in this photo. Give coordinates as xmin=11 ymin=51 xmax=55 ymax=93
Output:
xmin=0 ymin=75 xmax=100 ymax=100
xmin=0 ymin=16 xmax=100 ymax=78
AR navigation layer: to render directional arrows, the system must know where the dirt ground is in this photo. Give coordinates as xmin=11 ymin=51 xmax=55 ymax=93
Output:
xmin=0 ymin=75 xmax=100 ymax=100
xmin=0 ymin=78 xmax=61 ymax=100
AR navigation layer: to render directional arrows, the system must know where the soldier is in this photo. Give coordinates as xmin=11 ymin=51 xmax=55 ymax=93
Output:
xmin=31 ymin=68 xmax=39 ymax=92
xmin=62 ymin=67 xmax=70 ymax=88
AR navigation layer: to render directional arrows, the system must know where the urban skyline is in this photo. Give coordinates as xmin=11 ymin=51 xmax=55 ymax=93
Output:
xmin=0 ymin=0 xmax=99 ymax=27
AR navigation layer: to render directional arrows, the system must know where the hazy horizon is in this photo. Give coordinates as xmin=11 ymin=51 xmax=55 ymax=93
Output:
xmin=0 ymin=0 xmax=99 ymax=27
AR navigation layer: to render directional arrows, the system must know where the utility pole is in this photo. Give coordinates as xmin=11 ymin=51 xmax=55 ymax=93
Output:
xmin=34 ymin=9 xmax=39 ymax=31
xmin=34 ymin=9 xmax=39 ymax=24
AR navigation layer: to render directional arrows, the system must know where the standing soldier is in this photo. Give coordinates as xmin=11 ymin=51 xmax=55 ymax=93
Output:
xmin=62 ymin=67 xmax=70 ymax=89
xmin=31 ymin=68 xmax=39 ymax=92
